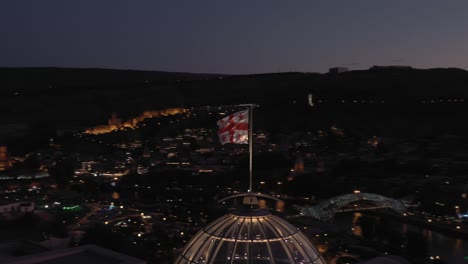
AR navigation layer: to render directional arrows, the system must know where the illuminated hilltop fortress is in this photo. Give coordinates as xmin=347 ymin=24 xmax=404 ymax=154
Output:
xmin=85 ymin=108 xmax=186 ymax=134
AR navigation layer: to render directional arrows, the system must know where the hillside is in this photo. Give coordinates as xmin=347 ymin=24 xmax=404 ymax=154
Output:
xmin=2 ymin=66 xmax=468 ymax=145
xmin=0 ymin=67 xmax=223 ymax=93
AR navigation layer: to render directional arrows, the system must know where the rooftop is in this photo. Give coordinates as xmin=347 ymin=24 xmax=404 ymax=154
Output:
xmin=6 ymin=244 xmax=145 ymax=264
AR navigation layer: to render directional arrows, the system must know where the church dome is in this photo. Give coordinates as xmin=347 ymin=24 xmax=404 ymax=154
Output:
xmin=175 ymin=208 xmax=326 ymax=264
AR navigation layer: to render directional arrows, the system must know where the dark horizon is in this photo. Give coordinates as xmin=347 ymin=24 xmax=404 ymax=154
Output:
xmin=2 ymin=64 xmax=468 ymax=76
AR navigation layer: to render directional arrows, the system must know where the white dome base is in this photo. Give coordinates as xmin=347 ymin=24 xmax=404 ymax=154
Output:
xmin=175 ymin=209 xmax=327 ymax=264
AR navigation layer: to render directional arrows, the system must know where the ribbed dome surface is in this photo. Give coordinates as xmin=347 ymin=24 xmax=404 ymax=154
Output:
xmin=175 ymin=209 xmax=326 ymax=264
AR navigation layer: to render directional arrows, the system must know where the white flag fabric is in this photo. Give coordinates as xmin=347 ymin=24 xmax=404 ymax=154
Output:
xmin=217 ymin=109 xmax=249 ymax=145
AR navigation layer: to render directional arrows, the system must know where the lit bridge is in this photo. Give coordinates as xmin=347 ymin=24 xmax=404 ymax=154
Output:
xmin=292 ymin=193 xmax=409 ymax=221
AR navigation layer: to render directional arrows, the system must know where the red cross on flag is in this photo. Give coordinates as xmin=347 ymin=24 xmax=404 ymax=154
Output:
xmin=217 ymin=109 xmax=249 ymax=145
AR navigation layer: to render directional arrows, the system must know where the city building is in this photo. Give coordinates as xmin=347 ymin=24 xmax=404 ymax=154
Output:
xmin=0 ymin=201 xmax=35 ymax=220
xmin=294 ymin=155 xmax=304 ymax=173
xmin=0 ymin=240 xmax=49 ymax=263
xmin=142 ymin=145 xmax=151 ymax=158
xmin=328 ymin=67 xmax=349 ymax=74
xmin=0 ymin=146 xmax=11 ymax=171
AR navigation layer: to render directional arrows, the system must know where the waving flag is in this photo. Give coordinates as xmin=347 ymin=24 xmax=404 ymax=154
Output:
xmin=217 ymin=109 xmax=249 ymax=145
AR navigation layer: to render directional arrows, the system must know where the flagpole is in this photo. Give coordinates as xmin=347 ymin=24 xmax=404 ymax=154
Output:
xmin=248 ymin=105 xmax=253 ymax=193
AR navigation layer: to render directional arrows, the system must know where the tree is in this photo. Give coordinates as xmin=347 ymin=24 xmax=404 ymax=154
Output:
xmin=80 ymin=224 xmax=127 ymax=252
xmin=49 ymin=158 xmax=74 ymax=189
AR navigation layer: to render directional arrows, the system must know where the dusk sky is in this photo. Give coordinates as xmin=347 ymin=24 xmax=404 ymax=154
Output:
xmin=2 ymin=1 xmax=468 ymax=74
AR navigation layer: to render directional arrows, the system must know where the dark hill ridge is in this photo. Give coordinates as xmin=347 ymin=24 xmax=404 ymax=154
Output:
xmin=1 ymin=66 xmax=468 ymax=128
xmin=2 ymin=66 xmax=468 ymax=147
xmin=0 ymin=67 xmax=224 ymax=92
xmin=2 ymin=66 xmax=468 ymax=99
xmin=177 ymin=67 xmax=468 ymax=106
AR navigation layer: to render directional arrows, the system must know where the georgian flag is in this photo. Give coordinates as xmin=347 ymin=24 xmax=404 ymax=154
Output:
xmin=217 ymin=109 xmax=249 ymax=145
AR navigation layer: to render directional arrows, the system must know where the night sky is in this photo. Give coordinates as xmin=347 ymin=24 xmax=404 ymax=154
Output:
xmin=2 ymin=1 xmax=468 ymax=74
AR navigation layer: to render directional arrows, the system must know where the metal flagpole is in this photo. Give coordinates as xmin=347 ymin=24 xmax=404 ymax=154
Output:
xmin=223 ymin=104 xmax=258 ymax=205
xmin=248 ymin=105 xmax=253 ymax=193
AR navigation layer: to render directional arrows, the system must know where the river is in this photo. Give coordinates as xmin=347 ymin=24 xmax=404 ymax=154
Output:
xmin=334 ymin=212 xmax=468 ymax=264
